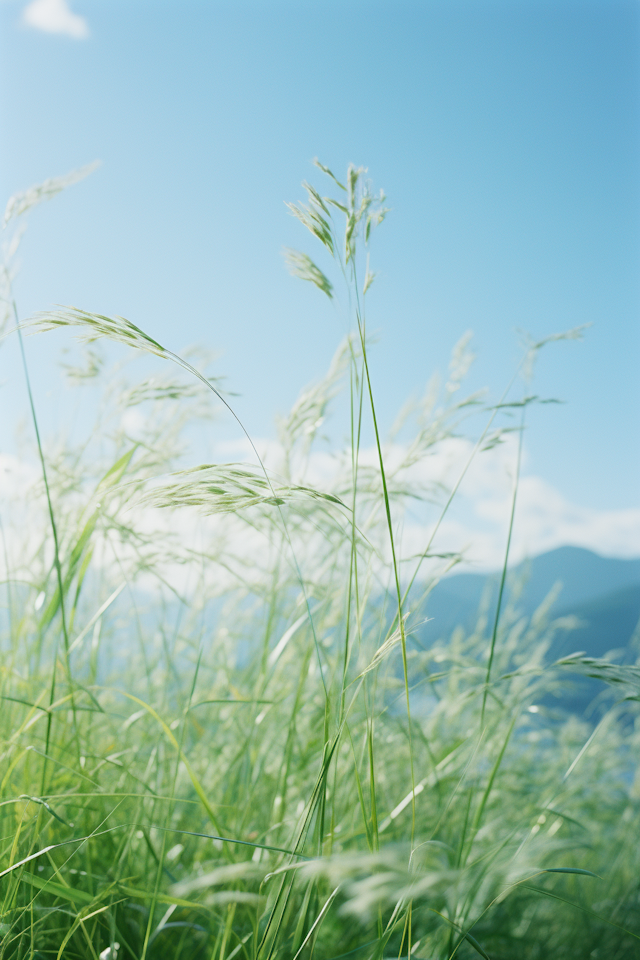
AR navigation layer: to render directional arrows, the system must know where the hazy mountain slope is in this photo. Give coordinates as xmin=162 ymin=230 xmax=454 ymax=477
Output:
xmin=550 ymin=582 xmax=640 ymax=661
xmin=511 ymin=546 xmax=640 ymax=611
xmin=417 ymin=548 xmax=640 ymax=715
xmin=422 ymin=546 xmax=640 ymax=644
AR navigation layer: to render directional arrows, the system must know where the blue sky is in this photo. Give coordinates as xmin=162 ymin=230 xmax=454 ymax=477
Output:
xmin=0 ymin=0 xmax=638 ymax=558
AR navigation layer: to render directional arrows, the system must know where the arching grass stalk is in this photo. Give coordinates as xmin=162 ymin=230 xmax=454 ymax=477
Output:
xmin=10 ymin=311 xmax=332 ymax=731
xmin=20 ymin=308 xmax=332 ymax=718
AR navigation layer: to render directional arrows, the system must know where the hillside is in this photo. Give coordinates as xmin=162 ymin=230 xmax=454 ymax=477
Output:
xmin=419 ymin=546 xmax=640 ymax=714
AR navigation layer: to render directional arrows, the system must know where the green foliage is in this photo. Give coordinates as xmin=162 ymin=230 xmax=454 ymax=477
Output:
xmin=0 ymin=163 xmax=638 ymax=960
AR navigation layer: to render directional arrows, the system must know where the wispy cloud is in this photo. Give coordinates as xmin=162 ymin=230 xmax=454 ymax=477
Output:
xmin=22 ymin=0 xmax=89 ymax=39
xmin=215 ymin=435 xmax=640 ymax=571
xmin=404 ymin=441 xmax=640 ymax=570
xmin=1 ymin=437 xmax=637 ymax=595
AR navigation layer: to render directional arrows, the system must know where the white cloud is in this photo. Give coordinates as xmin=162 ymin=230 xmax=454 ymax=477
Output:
xmin=1 ymin=438 xmax=637 ymax=593
xmin=210 ymin=435 xmax=640 ymax=572
xmin=394 ymin=438 xmax=640 ymax=570
xmin=22 ymin=0 xmax=89 ymax=39
xmin=497 ymin=474 xmax=640 ymax=563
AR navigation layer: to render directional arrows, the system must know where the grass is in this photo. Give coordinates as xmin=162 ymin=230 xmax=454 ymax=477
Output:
xmin=1 ymin=161 xmax=639 ymax=959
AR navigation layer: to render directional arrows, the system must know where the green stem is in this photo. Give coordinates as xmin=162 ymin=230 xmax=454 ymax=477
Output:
xmin=14 ymin=301 xmax=74 ymax=792
xmin=480 ymin=405 xmax=525 ymax=727
xmin=353 ymin=286 xmax=416 ymax=843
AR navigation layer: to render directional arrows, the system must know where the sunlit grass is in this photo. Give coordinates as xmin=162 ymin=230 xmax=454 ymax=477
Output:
xmin=0 ymin=162 xmax=638 ymax=960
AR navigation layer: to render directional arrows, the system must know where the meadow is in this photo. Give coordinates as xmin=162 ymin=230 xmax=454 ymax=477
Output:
xmin=1 ymin=162 xmax=639 ymax=959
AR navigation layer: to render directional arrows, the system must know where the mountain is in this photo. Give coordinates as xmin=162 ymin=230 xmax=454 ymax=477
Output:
xmin=550 ymin=582 xmax=640 ymax=660
xmin=417 ymin=546 xmax=640 ymax=715
xmin=421 ymin=546 xmax=640 ymax=640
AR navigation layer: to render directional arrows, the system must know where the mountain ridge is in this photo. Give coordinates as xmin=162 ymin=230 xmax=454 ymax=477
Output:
xmin=421 ymin=545 xmax=640 ymax=652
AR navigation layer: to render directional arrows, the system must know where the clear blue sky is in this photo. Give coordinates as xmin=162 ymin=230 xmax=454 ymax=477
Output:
xmin=1 ymin=0 xmax=638 ymax=515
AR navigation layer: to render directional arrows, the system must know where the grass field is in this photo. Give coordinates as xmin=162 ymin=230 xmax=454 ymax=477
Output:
xmin=1 ymin=162 xmax=639 ymax=959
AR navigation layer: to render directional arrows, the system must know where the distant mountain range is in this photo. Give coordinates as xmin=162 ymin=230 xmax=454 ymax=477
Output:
xmin=418 ymin=546 xmax=640 ymax=715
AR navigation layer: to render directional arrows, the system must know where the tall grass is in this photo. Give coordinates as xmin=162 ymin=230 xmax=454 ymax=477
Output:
xmin=1 ymin=162 xmax=639 ymax=960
